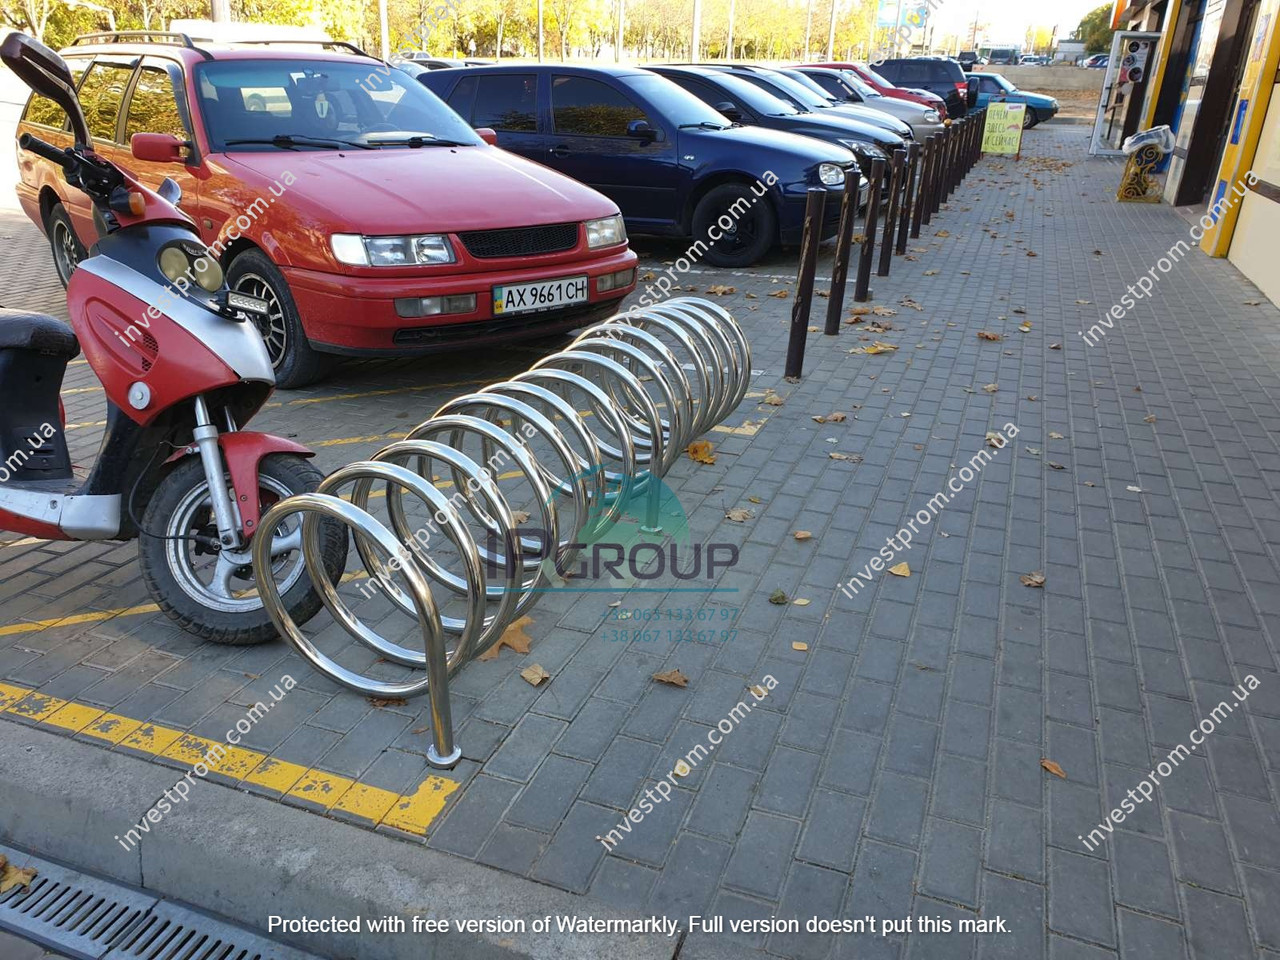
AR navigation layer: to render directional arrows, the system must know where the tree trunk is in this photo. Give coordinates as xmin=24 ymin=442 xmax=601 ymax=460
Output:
xmin=496 ymin=12 xmax=505 ymax=58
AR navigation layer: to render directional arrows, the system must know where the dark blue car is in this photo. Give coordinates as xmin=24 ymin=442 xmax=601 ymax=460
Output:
xmin=417 ymin=64 xmax=863 ymax=267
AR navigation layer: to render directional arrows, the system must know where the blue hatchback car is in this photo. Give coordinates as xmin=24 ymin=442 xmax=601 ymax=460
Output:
xmin=965 ymin=73 xmax=1060 ymax=128
xmin=417 ymin=64 xmax=864 ymax=267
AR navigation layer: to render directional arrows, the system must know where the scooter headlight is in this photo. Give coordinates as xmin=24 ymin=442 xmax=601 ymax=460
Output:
xmin=159 ymin=246 xmax=190 ymax=283
xmin=192 ymin=256 xmax=224 ymax=293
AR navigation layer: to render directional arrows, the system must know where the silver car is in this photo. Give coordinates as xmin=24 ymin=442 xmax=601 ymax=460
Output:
xmin=795 ymin=66 xmax=946 ymax=140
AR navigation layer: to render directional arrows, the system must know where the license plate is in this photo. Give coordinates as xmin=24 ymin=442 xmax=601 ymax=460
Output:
xmin=493 ymin=275 xmax=588 ymax=315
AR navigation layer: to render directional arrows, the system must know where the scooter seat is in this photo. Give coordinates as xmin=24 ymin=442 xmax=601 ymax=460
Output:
xmin=0 ymin=309 xmax=80 ymax=360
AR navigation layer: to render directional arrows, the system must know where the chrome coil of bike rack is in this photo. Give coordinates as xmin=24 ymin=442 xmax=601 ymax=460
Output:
xmin=251 ymin=298 xmax=751 ymax=768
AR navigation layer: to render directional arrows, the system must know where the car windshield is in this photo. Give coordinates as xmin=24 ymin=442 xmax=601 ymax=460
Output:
xmin=751 ymin=71 xmax=829 ymax=110
xmin=776 ymin=69 xmax=840 ymax=104
xmin=627 ymin=73 xmax=730 ymax=128
xmin=837 ymin=70 xmax=882 ymax=99
xmin=194 ymin=59 xmax=482 ymax=150
xmin=995 ymin=75 xmax=1017 ymax=91
xmin=858 ymin=64 xmax=893 ymax=88
xmin=707 ymin=72 xmax=798 ymax=116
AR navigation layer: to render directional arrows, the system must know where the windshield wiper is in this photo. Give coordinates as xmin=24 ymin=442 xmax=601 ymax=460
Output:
xmin=364 ymin=134 xmax=469 ymax=147
xmin=678 ymin=121 xmax=729 ymax=130
xmin=224 ymin=134 xmax=374 ymax=150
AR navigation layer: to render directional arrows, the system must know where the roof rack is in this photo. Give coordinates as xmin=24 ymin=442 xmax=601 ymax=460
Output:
xmin=69 ymin=30 xmax=214 ymax=59
xmin=232 ymin=40 xmax=377 ymax=60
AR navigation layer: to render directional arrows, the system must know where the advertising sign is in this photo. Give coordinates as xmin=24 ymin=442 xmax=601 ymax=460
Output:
xmin=982 ymin=102 xmax=1027 ymax=155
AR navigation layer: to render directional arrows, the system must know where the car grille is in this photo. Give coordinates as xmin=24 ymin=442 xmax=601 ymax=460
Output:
xmin=458 ymin=223 xmax=580 ymax=259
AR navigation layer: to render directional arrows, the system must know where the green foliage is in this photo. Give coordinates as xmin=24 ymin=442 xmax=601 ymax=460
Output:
xmin=1076 ymin=3 xmax=1114 ymax=54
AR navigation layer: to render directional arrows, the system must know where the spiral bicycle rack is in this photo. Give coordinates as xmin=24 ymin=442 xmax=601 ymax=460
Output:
xmin=251 ymin=298 xmax=752 ymax=768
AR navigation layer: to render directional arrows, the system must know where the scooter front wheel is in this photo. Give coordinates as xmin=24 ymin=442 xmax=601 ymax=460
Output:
xmin=139 ymin=454 xmax=348 ymax=645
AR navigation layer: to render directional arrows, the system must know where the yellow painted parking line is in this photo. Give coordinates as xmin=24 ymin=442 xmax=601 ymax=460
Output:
xmin=0 ymin=603 xmax=161 ymax=638
xmin=61 ymin=386 xmax=102 ymax=396
xmin=0 ymin=678 xmax=461 ymax=835
xmin=65 ymin=420 xmax=107 ymax=431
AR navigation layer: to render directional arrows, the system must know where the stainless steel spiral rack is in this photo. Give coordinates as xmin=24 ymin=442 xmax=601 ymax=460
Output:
xmin=251 ymin=298 xmax=751 ymax=768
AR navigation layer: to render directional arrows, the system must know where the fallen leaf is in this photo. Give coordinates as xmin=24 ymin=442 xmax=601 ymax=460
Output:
xmin=793 ymin=599 xmax=811 ymax=607
xmin=640 ymin=270 xmax=656 ymax=281
xmin=1049 ymin=431 xmax=1064 ymax=439
xmin=1126 ymin=485 xmax=1144 ymax=493
xmin=1244 ymin=299 xmax=1263 ymax=306
xmin=1084 ymin=481 xmax=1097 ymax=487
xmin=763 ymin=390 xmax=785 ymax=406
xmin=829 ymin=452 xmax=863 ymax=462
xmin=899 ymin=297 xmax=924 ymax=311
xmin=672 ymin=759 xmax=692 ymax=776
xmin=1020 ymin=571 xmax=1047 ymax=587
xmin=520 ymin=664 xmax=550 ymax=686
xmin=872 ymin=305 xmax=898 ymax=317
xmin=476 ymin=615 xmax=535 ymax=661
xmin=1143 ymin=415 xmax=1156 ymax=423
xmin=983 ymin=383 xmax=999 ymax=393
xmin=653 ymin=669 xmax=689 ymax=687
xmin=745 ymin=292 xmax=758 ymax=299
xmin=794 ymin=531 xmax=813 ymax=541
xmin=1075 ymin=299 xmax=1092 ymax=305
xmin=368 ymin=696 xmax=408 ymax=707
xmin=888 ymin=562 xmax=911 ymax=577
xmin=0 ymin=861 xmax=37 ymax=894
xmin=608 ymin=600 xmax=622 ymax=607
xmin=1019 ymin=322 xmax=1032 ymax=333
xmin=1026 ymin=251 xmax=1038 ymax=257
xmin=977 ymin=331 xmax=1002 ymax=341
xmin=1049 ymin=342 xmax=1062 ymax=350
xmin=935 ymin=229 xmax=951 ymax=237
xmin=769 ymin=588 xmax=789 ymax=605
xmin=985 ymin=432 xmax=1004 ymax=448
xmin=849 ymin=306 xmax=872 ymax=316
xmin=1025 ymin=446 xmax=1041 ymax=455
xmin=511 ymin=510 xmax=531 ymax=524
xmin=792 ymin=640 xmax=809 ymax=650
xmin=725 ymin=508 xmax=754 ymax=522
xmin=1040 ymin=758 xmax=1067 ymax=779
xmin=1026 ymin=395 xmax=1039 ymax=401
xmin=687 ymin=440 xmax=717 ymax=464
xmin=768 ymin=289 xmax=789 ymax=299
xmin=748 ymin=495 xmax=762 ymax=504
xmin=706 ymin=284 xmax=737 ymax=295
xmin=924 ymin=269 xmax=939 ymax=276
xmin=862 ymin=341 xmax=899 ymax=355
xmin=1047 ymin=461 xmax=1065 ymax=470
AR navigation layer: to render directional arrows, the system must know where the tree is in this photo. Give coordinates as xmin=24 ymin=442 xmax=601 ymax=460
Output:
xmin=1 ymin=0 xmax=54 ymax=40
xmin=1076 ymin=3 xmax=1114 ymax=54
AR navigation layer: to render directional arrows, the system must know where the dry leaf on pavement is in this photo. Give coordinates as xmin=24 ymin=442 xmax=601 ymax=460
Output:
xmin=0 ymin=860 xmax=37 ymax=894
xmin=899 ymin=297 xmax=923 ymax=311
xmin=792 ymin=641 xmax=809 ymax=650
xmin=1040 ymin=758 xmax=1067 ymax=779
xmin=1049 ymin=431 xmax=1065 ymax=439
xmin=1047 ymin=461 xmax=1066 ymax=470
xmin=794 ymin=531 xmax=813 ymax=540
xmin=652 ymin=669 xmax=689 ymax=687
xmin=1049 ymin=342 xmax=1062 ymax=350
xmin=872 ymin=305 xmax=898 ymax=316
xmin=520 ymin=664 xmax=550 ymax=686
xmin=477 ymin=615 xmax=535 ymax=661
xmin=768 ymin=289 xmax=789 ymax=299
xmin=706 ymin=284 xmax=736 ymax=295
xmin=725 ymin=508 xmax=754 ymax=522
xmin=687 ymin=440 xmax=717 ymax=464
xmin=977 ymin=331 xmax=1002 ymax=341
xmin=1143 ymin=415 xmax=1157 ymax=423
xmin=888 ymin=562 xmax=911 ymax=577
xmin=368 ymin=696 xmax=408 ymax=707
xmin=829 ymin=452 xmax=863 ymax=462
xmin=763 ymin=390 xmax=785 ymax=406
xmin=985 ymin=432 xmax=1004 ymax=448
xmin=511 ymin=510 xmax=531 ymax=524
xmin=1020 ymin=571 xmax=1047 ymax=588
xmin=982 ymin=383 xmax=998 ymax=393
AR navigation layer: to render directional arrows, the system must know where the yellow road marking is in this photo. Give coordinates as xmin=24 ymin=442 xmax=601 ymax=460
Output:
xmin=0 ymin=603 xmax=161 ymax=638
xmin=0 ymin=678 xmax=460 ymax=835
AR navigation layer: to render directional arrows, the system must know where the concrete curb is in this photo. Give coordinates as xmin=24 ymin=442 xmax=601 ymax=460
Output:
xmin=0 ymin=721 xmax=678 ymax=960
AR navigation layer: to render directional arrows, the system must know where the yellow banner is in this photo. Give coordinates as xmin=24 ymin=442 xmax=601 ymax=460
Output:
xmin=982 ymin=103 xmax=1027 ymax=156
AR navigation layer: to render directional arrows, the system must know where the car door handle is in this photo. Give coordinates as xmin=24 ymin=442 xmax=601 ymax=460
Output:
xmin=549 ymin=145 xmax=571 ymax=159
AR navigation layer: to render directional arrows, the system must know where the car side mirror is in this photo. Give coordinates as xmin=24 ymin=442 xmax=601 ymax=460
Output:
xmin=626 ymin=119 xmax=657 ymax=142
xmin=474 ymin=126 xmax=499 ymax=145
xmin=1 ymin=32 xmax=90 ymax=147
xmin=714 ymin=101 xmax=741 ymax=121
xmin=131 ymin=132 xmax=186 ymax=164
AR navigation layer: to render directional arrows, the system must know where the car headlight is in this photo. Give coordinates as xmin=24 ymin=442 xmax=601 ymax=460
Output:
xmin=586 ymin=215 xmax=626 ymax=248
xmin=923 ymin=110 xmax=941 ymax=123
xmin=840 ymin=140 xmax=888 ymax=163
xmin=330 ymin=233 xmax=456 ymax=266
xmin=817 ymin=163 xmax=845 ymax=186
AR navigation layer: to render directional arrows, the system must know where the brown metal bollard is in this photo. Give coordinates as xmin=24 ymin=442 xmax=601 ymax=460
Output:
xmin=912 ymin=136 xmax=933 ymax=236
xmin=853 ymin=157 xmax=886 ymax=303
xmin=878 ymin=148 xmax=906 ymax=277
xmin=896 ymin=141 xmax=920 ymax=255
xmin=930 ymin=127 xmax=947 ymax=214
xmin=824 ymin=171 xmax=862 ymax=336
xmin=783 ymin=187 xmax=826 ymax=379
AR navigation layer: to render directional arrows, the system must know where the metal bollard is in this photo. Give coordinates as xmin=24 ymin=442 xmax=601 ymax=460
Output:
xmin=784 ymin=187 xmax=826 ymax=378
xmin=912 ymin=136 xmax=933 ymax=236
xmin=878 ymin=148 xmax=906 ymax=277
xmin=931 ymin=126 xmax=948 ymax=213
xmin=824 ymin=171 xmax=862 ymax=335
xmin=853 ymin=157 xmax=886 ymax=303
xmin=896 ymin=142 xmax=920 ymax=255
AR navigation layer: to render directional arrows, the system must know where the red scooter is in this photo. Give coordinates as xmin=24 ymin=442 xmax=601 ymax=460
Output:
xmin=0 ymin=33 xmax=345 ymax=644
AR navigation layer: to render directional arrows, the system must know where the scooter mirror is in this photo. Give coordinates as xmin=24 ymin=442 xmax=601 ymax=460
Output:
xmin=0 ymin=32 xmax=90 ymax=148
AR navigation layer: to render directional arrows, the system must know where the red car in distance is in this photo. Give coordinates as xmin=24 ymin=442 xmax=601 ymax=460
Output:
xmin=800 ymin=63 xmax=948 ymax=116
xmin=15 ymin=34 xmax=638 ymax=387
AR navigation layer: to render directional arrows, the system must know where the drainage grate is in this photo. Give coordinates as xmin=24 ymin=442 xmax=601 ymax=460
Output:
xmin=0 ymin=845 xmax=322 ymax=960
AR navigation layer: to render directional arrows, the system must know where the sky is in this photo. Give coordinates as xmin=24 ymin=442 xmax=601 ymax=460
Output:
xmin=925 ymin=0 xmax=1106 ymax=46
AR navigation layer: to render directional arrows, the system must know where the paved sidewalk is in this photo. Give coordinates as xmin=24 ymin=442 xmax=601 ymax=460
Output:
xmin=2 ymin=120 xmax=1280 ymax=960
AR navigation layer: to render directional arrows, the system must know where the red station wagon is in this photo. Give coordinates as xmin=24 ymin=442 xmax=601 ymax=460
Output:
xmin=15 ymin=33 xmax=638 ymax=387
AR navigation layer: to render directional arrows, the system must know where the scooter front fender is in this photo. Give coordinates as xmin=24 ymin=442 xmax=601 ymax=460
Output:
xmin=168 ymin=432 xmax=314 ymax=536
xmin=219 ymin=432 xmax=314 ymax=536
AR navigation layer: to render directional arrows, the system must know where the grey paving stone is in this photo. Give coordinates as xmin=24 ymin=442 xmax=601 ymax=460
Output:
xmin=797 ymin=789 xmax=864 ymax=873
xmin=1111 ymin=832 xmax=1179 ymax=919
xmin=846 ymin=841 xmax=916 ymax=922
xmin=919 ymin=820 xmax=982 ymax=907
xmin=1048 ymin=850 xmax=1116 ymax=947
xmin=1182 ymin=886 xmax=1252 ymax=960
xmin=648 ymin=833 xmax=732 ymax=915
xmin=429 ymin=773 xmax=520 ymax=859
xmin=767 ymin=862 xmax=848 ymax=960
xmin=505 ymin=754 xmax=592 ymax=833
xmin=755 ymin=745 xmax=821 ymax=818
xmin=866 ymin=772 xmax=927 ymax=848
xmin=723 ymin=811 xmax=799 ymax=899
xmin=1168 ymin=810 xmax=1240 ymax=895
xmin=979 ymin=872 xmax=1045 ymax=960
xmin=987 ymin=798 xmax=1044 ymax=883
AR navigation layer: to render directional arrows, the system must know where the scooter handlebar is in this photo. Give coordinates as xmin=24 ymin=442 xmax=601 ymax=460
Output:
xmin=18 ymin=133 xmax=73 ymax=172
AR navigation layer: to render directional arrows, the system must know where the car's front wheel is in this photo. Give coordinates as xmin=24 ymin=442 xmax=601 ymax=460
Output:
xmin=693 ymin=183 xmax=777 ymax=268
xmin=226 ymin=248 xmax=333 ymax=389
xmin=46 ymin=202 xmax=87 ymax=287
xmin=1022 ymin=108 xmax=1039 ymax=129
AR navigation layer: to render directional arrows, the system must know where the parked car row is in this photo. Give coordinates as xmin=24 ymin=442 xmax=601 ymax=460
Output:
xmin=12 ymin=37 xmax=1008 ymax=387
